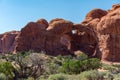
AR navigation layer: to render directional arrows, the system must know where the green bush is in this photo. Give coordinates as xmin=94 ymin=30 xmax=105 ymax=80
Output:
xmin=61 ymin=59 xmax=80 ymax=74
xmin=78 ymin=70 xmax=104 ymax=80
xmin=44 ymin=56 xmax=62 ymax=75
xmin=0 ymin=62 xmax=14 ymax=79
xmin=102 ymin=63 xmax=120 ymax=74
xmin=87 ymin=58 xmax=101 ymax=69
xmin=48 ymin=73 xmax=67 ymax=80
xmin=112 ymin=64 xmax=120 ymax=74
xmin=103 ymin=71 xmax=114 ymax=80
xmin=61 ymin=57 xmax=101 ymax=74
xmin=0 ymin=52 xmax=103 ymax=80
xmin=0 ymin=73 xmax=7 ymax=80
xmin=113 ymin=73 xmax=120 ymax=80
xmin=76 ymin=53 xmax=88 ymax=60
xmin=0 ymin=52 xmax=46 ymax=80
xmin=102 ymin=64 xmax=120 ymax=80
xmin=13 ymin=53 xmax=45 ymax=79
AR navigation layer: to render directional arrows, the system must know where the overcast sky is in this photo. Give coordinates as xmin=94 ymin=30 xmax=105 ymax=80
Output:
xmin=0 ymin=0 xmax=119 ymax=33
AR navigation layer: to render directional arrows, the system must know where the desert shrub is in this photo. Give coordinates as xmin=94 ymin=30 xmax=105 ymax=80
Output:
xmin=26 ymin=77 xmax=34 ymax=80
xmin=16 ymin=78 xmax=34 ymax=80
xmin=103 ymin=71 xmax=120 ymax=80
xmin=78 ymin=58 xmax=100 ymax=72
xmin=0 ymin=55 xmax=6 ymax=59
xmin=44 ymin=55 xmax=74 ymax=75
xmin=44 ymin=56 xmax=62 ymax=75
xmin=76 ymin=53 xmax=88 ymax=60
xmin=102 ymin=64 xmax=120 ymax=79
xmin=1 ymin=52 xmax=46 ymax=80
xmin=66 ymin=75 xmax=78 ymax=80
xmin=0 ymin=52 xmax=102 ymax=79
xmin=102 ymin=63 xmax=118 ymax=74
xmin=87 ymin=58 xmax=101 ymax=69
xmin=61 ymin=55 xmax=101 ymax=74
xmin=39 ymin=79 xmax=46 ymax=80
xmin=61 ymin=55 xmax=80 ymax=74
xmin=102 ymin=71 xmax=114 ymax=80
xmin=0 ymin=73 xmax=7 ymax=80
xmin=78 ymin=70 xmax=104 ymax=80
xmin=102 ymin=63 xmax=120 ymax=74
xmin=112 ymin=64 xmax=120 ymax=74
xmin=48 ymin=73 xmax=67 ymax=80
xmin=102 ymin=63 xmax=111 ymax=70
xmin=113 ymin=73 xmax=120 ymax=80
xmin=45 ymin=61 xmax=61 ymax=75
xmin=13 ymin=53 xmax=45 ymax=79
xmin=45 ymin=71 xmax=120 ymax=80
xmin=0 ymin=61 xmax=14 ymax=79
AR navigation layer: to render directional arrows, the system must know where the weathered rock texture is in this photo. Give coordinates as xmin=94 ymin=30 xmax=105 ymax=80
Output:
xmin=16 ymin=19 xmax=73 ymax=55
xmin=0 ymin=31 xmax=20 ymax=53
xmin=0 ymin=4 xmax=120 ymax=62
xmin=69 ymin=24 xmax=98 ymax=57
xmin=97 ymin=4 xmax=120 ymax=62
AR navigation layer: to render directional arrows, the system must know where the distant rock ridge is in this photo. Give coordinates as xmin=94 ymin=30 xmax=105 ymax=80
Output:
xmin=0 ymin=4 xmax=120 ymax=62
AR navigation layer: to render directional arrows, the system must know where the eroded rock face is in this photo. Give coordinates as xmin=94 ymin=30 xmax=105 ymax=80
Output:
xmin=97 ymin=5 xmax=120 ymax=62
xmin=16 ymin=22 xmax=46 ymax=52
xmin=0 ymin=31 xmax=19 ymax=53
xmin=16 ymin=19 xmax=73 ymax=55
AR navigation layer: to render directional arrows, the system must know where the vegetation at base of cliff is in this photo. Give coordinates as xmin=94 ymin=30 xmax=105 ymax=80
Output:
xmin=0 ymin=51 xmax=120 ymax=80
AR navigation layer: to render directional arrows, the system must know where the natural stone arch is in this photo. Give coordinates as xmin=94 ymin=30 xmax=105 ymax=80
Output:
xmin=69 ymin=24 xmax=98 ymax=57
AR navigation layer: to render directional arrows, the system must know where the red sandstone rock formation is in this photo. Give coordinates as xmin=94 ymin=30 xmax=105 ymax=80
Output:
xmin=0 ymin=4 xmax=120 ymax=62
xmin=82 ymin=8 xmax=107 ymax=30
xmin=16 ymin=19 xmax=73 ymax=55
xmin=36 ymin=19 xmax=48 ymax=29
xmin=97 ymin=4 xmax=120 ymax=62
xmin=0 ymin=31 xmax=19 ymax=53
xmin=70 ymin=24 xmax=97 ymax=57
